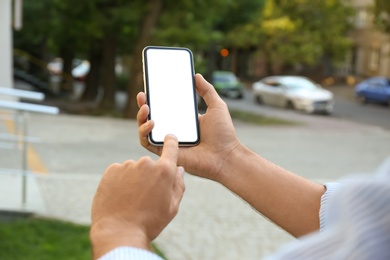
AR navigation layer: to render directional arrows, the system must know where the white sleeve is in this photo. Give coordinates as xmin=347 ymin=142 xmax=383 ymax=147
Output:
xmin=265 ymin=178 xmax=390 ymax=260
xmin=98 ymin=247 xmax=163 ymax=260
xmin=319 ymin=182 xmax=341 ymax=231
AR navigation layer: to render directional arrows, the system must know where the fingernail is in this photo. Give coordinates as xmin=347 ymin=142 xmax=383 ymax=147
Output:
xmin=167 ymin=134 xmax=178 ymax=140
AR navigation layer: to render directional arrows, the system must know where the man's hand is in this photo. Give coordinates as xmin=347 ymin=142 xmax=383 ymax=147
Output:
xmin=137 ymin=73 xmax=242 ymax=182
xmin=90 ymin=135 xmax=185 ymax=259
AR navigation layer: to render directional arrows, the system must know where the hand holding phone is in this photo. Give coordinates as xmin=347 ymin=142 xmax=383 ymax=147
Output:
xmin=142 ymin=46 xmax=200 ymax=146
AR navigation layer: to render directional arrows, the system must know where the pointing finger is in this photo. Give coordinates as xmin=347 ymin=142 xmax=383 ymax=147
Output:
xmin=160 ymin=134 xmax=179 ymax=164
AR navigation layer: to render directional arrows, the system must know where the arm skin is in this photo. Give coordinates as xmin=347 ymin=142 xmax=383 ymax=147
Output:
xmin=90 ymin=135 xmax=185 ymax=259
xmin=137 ymin=73 xmax=325 ymax=237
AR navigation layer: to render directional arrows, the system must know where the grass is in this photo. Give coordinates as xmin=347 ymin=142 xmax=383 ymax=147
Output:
xmin=0 ymin=217 xmax=91 ymax=260
xmin=229 ymin=109 xmax=299 ymax=126
xmin=0 ymin=216 xmax=167 ymax=260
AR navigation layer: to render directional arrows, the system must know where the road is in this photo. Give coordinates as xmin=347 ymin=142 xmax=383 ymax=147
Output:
xmin=329 ymin=85 xmax=390 ymax=130
xmin=4 ymin=80 xmax=390 ymax=260
xmin=223 ymin=86 xmax=390 ymax=130
xmin=16 ymin=79 xmax=389 ymax=130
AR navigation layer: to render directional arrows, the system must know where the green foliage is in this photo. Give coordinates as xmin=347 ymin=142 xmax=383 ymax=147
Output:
xmin=227 ymin=0 xmax=354 ymax=66
xmin=16 ymin=0 xmax=352 ymax=73
xmin=154 ymin=0 xmax=262 ymax=50
xmin=374 ymin=0 xmax=390 ymax=34
xmin=13 ymin=1 xmax=54 ymax=56
xmin=15 ymin=0 xmax=353 ymax=114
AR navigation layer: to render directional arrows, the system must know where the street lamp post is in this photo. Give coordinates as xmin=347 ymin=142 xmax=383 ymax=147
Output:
xmin=0 ymin=0 xmax=13 ymax=93
xmin=13 ymin=0 xmax=23 ymax=31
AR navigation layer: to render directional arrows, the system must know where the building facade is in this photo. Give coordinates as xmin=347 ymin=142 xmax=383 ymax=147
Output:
xmin=348 ymin=0 xmax=390 ymax=78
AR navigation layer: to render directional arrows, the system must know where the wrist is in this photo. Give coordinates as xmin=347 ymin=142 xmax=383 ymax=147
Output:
xmin=216 ymin=142 xmax=251 ymax=184
xmin=90 ymin=218 xmax=151 ymax=259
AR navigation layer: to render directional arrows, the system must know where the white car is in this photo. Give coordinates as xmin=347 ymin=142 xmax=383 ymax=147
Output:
xmin=252 ymin=76 xmax=334 ymax=114
xmin=47 ymin=58 xmax=90 ymax=81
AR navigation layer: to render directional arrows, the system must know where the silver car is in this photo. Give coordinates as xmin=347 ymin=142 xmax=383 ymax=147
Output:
xmin=252 ymin=76 xmax=334 ymax=114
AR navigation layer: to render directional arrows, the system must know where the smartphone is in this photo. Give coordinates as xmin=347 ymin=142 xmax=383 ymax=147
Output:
xmin=142 ymin=46 xmax=200 ymax=146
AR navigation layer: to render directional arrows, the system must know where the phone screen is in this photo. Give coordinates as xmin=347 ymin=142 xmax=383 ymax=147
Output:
xmin=142 ymin=46 xmax=200 ymax=146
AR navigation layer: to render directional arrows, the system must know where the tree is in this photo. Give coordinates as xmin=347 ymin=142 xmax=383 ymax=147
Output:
xmin=374 ymin=0 xmax=390 ymax=33
xmin=16 ymin=0 xmax=266 ymax=117
xmin=226 ymin=0 xmax=354 ymax=76
xmin=13 ymin=1 xmax=55 ymax=78
xmin=124 ymin=0 xmax=265 ymax=118
xmin=124 ymin=0 xmax=163 ymax=118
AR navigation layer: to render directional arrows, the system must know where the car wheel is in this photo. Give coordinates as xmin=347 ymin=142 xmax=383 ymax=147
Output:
xmin=227 ymin=91 xmax=242 ymax=99
xmin=357 ymin=95 xmax=367 ymax=104
xmin=286 ymin=100 xmax=295 ymax=110
xmin=255 ymin=95 xmax=263 ymax=104
xmin=323 ymin=110 xmax=332 ymax=116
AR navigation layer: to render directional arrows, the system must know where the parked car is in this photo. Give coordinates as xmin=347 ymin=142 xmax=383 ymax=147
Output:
xmin=47 ymin=58 xmax=90 ymax=81
xmin=212 ymin=71 xmax=244 ymax=99
xmin=252 ymin=76 xmax=334 ymax=114
xmin=355 ymin=77 xmax=390 ymax=107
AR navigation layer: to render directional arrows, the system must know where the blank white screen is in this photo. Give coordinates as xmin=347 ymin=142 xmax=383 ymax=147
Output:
xmin=144 ymin=47 xmax=198 ymax=144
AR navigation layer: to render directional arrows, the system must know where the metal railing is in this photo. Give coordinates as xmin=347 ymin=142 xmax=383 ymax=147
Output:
xmin=0 ymin=86 xmax=59 ymax=208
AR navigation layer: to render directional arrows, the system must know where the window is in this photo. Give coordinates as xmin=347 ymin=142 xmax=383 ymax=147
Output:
xmin=355 ymin=8 xmax=369 ymax=28
xmin=369 ymin=48 xmax=380 ymax=71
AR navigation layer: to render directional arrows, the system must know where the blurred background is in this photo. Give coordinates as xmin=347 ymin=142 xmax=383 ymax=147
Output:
xmin=1 ymin=1 xmax=390 ymax=259
xmin=1 ymin=0 xmax=389 ymax=120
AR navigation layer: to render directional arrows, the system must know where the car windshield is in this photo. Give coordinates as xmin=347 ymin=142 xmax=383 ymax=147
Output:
xmin=214 ymin=73 xmax=238 ymax=83
xmin=280 ymin=77 xmax=318 ymax=90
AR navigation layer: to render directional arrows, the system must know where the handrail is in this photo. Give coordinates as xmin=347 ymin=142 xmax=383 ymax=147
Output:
xmin=0 ymin=100 xmax=59 ymax=114
xmin=0 ymin=90 xmax=59 ymax=209
xmin=0 ymin=87 xmax=45 ymax=101
xmin=13 ymin=48 xmax=73 ymax=82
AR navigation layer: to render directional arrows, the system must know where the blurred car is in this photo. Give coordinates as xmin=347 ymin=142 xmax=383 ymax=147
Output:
xmin=252 ymin=75 xmax=334 ymax=114
xmin=355 ymin=77 xmax=390 ymax=106
xmin=212 ymin=71 xmax=244 ymax=99
xmin=47 ymin=58 xmax=90 ymax=81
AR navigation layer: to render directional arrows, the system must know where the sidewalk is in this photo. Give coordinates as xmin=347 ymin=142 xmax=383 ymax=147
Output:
xmin=1 ymin=111 xmax=390 ymax=259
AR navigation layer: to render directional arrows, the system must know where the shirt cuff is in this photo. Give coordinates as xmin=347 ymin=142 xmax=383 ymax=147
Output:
xmin=319 ymin=182 xmax=340 ymax=232
xmin=98 ymin=246 xmax=164 ymax=260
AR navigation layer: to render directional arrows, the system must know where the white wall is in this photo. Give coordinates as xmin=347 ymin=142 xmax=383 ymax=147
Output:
xmin=0 ymin=0 xmax=13 ymax=90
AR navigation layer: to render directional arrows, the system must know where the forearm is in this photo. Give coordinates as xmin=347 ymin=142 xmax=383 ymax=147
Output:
xmin=218 ymin=144 xmax=326 ymax=237
xmin=90 ymin=220 xmax=151 ymax=259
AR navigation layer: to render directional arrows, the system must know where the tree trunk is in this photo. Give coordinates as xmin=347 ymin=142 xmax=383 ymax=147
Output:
xmin=230 ymin=46 xmax=238 ymax=75
xmin=264 ymin=50 xmax=274 ymax=76
xmin=205 ymin=41 xmax=217 ymax=82
xmin=59 ymin=47 xmax=74 ymax=93
xmin=99 ymin=33 xmax=117 ymax=110
xmin=81 ymin=44 xmax=102 ymax=102
xmin=123 ymin=0 xmax=163 ymax=118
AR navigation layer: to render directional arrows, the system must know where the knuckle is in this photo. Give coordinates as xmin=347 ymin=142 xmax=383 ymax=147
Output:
xmin=158 ymin=160 xmax=171 ymax=170
xmin=171 ymin=207 xmax=179 ymax=216
xmin=122 ymin=159 xmax=135 ymax=166
xmin=106 ymin=163 xmax=121 ymax=172
xmin=138 ymin=156 xmax=152 ymax=165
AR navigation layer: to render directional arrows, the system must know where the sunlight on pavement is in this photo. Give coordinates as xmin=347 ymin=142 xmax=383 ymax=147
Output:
xmin=1 ymin=111 xmax=47 ymax=174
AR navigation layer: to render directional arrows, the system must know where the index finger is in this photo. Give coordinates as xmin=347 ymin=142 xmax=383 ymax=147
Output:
xmin=160 ymin=134 xmax=180 ymax=164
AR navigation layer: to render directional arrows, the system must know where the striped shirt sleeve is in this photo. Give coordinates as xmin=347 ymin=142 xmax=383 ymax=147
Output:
xmin=266 ymin=176 xmax=390 ymax=260
xmin=98 ymin=247 xmax=163 ymax=260
xmin=319 ymin=182 xmax=341 ymax=231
